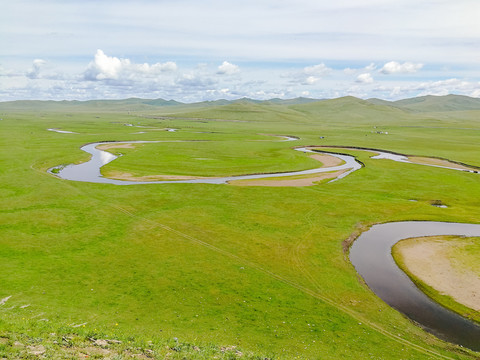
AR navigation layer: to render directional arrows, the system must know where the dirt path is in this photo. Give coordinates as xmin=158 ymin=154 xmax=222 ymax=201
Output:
xmin=394 ymin=237 xmax=480 ymax=312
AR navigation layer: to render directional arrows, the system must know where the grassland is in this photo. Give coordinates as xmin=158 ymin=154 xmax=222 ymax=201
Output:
xmin=1 ymin=96 xmax=480 ymax=359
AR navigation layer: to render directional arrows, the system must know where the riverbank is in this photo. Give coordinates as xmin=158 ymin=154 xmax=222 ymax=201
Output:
xmin=392 ymin=236 xmax=480 ymax=323
xmin=53 ymin=143 xmax=360 ymax=185
xmin=349 ymin=221 xmax=480 ymax=351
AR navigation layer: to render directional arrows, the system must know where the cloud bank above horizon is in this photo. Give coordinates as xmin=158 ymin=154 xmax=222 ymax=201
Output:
xmin=1 ymin=0 xmax=479 ymax=102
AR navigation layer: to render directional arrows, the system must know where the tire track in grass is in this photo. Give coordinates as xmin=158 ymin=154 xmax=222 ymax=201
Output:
xmin=292 ymin=206 xmax=324 ymax=292
xmin=112 ymin=204 xmax=458 ymax=360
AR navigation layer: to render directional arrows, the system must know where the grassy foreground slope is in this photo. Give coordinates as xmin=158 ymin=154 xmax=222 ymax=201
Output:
xmin=0 ymin=97 xmax=480 ymax=359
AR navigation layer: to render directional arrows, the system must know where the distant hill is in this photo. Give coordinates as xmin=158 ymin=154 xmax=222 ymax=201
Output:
xmin=0 ymin=97 xmax=321 ymax=112
xmin=291 ymin=96 xmax=403 ymax=114
xmin=0 ymin=98 xmax=184 ymax=112
xmin=367 ymin=94 xmax=480 ymax=112
xmin=365 ymin=98 xmax=395 ymax=107
xmin=264 ymin=97 xmax=322 ymax=105
xmin=2 ymin=94 xmax=480 ymax=113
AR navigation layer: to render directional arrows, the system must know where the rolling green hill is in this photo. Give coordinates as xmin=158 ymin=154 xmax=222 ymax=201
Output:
xmin=367 ymin=94 xmax=480 ymax=112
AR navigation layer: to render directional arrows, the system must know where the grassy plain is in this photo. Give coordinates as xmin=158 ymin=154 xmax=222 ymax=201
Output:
xmin=1 ymin=97 xmax=480 ymax=359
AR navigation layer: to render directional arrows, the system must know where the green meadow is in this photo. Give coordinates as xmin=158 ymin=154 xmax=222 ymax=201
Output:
xmin=1 ymin=96 xmax=480 ymax=359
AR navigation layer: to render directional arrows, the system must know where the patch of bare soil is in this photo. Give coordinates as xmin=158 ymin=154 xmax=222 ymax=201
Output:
xmin=105 ymin=170 xmax=207 ymax=182
xmin=395 ymin=237 xmax=480 ymax=311
xmin=96 ymin=143 xmax=138 ymax=150
xmin=408 ymin=156 xmax=476 ymax=171
xmin=228 ymin=170 xmax=346 ymax=187
xmin=308 ymin=153 xmax=345 ymax=167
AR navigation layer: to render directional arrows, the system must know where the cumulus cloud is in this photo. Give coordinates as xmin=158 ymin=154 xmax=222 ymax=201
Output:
xmin=217 ymin=61 xmax=240 ymax=75
xmin=371 ymin=78 xmax=480 ymax=99
xmin=304 ymin=76 xmax=319 ymax=85
xmin=356 ymin=73 xmax=373 ymax=84
xmin=289 ymin=63 xmax=332 ymax=85
xmin=470 ymin=90 xmax=480 ymax=98
xmin=177 ymin=72 xmax=215 ymax=88
xmin=344 ymin=63 xmax=376 ymax=75
xmin=380 ymin=61 xmax=423 ymax=74
xmin=414 ymin=78 xmax=472 ymax=96
xmin=26 ymin=59 xmax=46 ymax=79
xmin=304 ymin=63 xmax=331 ymax=76
xmin=84 ymin=49 xmax=177 ymax=81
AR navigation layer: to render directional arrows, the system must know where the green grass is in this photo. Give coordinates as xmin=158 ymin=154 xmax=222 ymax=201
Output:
xmin=1 ymin=98 xmax=480 ymax=358
xmin=101 ymin=139 xmax=320 ymax=177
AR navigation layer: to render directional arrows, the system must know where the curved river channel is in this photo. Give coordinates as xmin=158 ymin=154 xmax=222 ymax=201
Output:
xmin=350 ymin=221 xmax=480 ymax=350
xmin=51 ymin=141 xmax=480 ymax=349
xmin=50 ymin=141 xmax=362 ymax=185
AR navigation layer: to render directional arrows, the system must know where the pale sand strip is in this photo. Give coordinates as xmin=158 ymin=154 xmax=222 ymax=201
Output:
xmin=395 ymin=237 xmax=480 ymax=312
xmin=408 ymin=156 xmax=476 ymax=171
xmin=105 ymin=171 xmax=207 ymax=181
xmin=97 ymin=143 xmax=137 ymax=150
xmin=228 ymin=170 xmax=346 ymax=187
xmin=309 ymin=153 xmax=345 ymax=167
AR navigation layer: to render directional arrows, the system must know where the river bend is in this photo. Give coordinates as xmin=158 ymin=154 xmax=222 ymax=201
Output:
xmin=350 ymin=221 xmax=480 ymax=350
xmin=50 ymin=141 xmax=361 ymax=185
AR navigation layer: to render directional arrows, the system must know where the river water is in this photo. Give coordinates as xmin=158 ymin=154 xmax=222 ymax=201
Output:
xmin=50 ymin=141 xmax=361 ymax=185
xmin=350 ymin=221 xmax=480 ymax=350
xmin=50 ymin=141 xmax=480 ymax=349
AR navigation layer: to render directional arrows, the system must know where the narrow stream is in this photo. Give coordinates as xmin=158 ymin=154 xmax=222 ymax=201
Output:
xmin=50 ymin=141 xmax=361 ymax=185
xmin=350 ymin=221 xmax=480 ymax=350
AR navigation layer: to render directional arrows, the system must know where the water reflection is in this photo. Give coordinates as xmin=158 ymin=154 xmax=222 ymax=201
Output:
xmin=350 ymin=221 xmax=480 ymax=350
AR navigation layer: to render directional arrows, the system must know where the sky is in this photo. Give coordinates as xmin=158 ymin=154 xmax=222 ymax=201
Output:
xmin=1 ymin=0 xmax=480 ymax=102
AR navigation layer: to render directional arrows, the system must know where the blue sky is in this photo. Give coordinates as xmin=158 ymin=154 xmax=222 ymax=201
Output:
xmin=1 ymin=0 xmax=479 ymax=102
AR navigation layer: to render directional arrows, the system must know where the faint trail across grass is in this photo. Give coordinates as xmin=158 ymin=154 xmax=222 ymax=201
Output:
xmin=110 ymin=204 xmax=456 ymax=360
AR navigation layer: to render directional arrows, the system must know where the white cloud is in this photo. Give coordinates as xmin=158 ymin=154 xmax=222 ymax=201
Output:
xmin=217 ymin=61 xmax=239 ymax=75
xmin=343 ymin=68 xmax=356 ymax=75
xmin=84 ymin=50 xmax=125 ymax=80
xmin=304 ymin=63 xmax=331 ymax=76
xmin=371 ymin=78 xmax=480 ymax=99
xmin=304 ymin=76 xmax=319 ymax=85
xmin=356 ymin=73 xmax=373 ymax=84
xmin=471 ymin=89 xmax=480 ymax=98
xmin=26 ymin=59 xmax=46 ymax=79
xmin=344 ymin=63 xmax=376 ymax=75
xmin=380 ymin=61 xmax=423 ymax=74
xmin=177 ymin=72 xmax=215 ymax=88
xmin=84 ymin=49 xmax=177 ymax=81
xmin=415 ymin=78 xmax=472 ymax=96
xmin=288 ymin=63 xmax=332 ymax=85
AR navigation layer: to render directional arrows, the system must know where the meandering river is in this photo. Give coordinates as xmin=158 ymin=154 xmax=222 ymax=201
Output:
xmin=50 ymin=141 xmax=361 ymax=185
xmin=50 ymin=141 xmax=480 ymax=349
